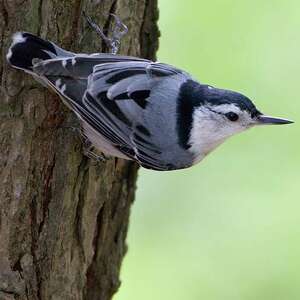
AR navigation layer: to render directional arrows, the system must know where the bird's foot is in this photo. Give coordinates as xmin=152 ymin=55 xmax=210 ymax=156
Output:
xmin=62 ymin=125 xmax=107 ymax=162
xmin=83 ymin=11 xmax=128 ymax=55
xmin=80 ymin=135 xmax=108 ymax=163
xmin=83 ymin=146 xmax=107 ymax=163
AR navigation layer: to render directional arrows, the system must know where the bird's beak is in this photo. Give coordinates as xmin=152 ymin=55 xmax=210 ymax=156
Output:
xmin=256 ymin=115 xmax=294 ymax=125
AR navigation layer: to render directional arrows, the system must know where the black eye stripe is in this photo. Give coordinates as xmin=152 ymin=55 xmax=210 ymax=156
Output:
xmin=206 ymin=108 xmax=239 ymax=121
xmin=206 ymin=107 xmax=223 ymax=115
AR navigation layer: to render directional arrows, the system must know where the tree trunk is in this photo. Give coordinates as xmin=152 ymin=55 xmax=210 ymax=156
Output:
xmin=0 ymin=1 xmax=159 ymax=299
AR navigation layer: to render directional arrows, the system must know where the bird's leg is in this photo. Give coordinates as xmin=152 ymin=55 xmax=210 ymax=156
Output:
xmin=62 ymin=124 xmax=107 ymax=162
xmin=83 ymin=11 xmax=128 ymax=55
xmin=79 ymin=130 xmax=108 ymax=162
xmin=83 ymin=144 xmax=107 ymax=163
xmin=109 ymin=13 xmax=128 ymax=54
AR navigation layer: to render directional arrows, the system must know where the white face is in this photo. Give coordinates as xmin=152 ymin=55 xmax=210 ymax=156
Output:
xmin=188 ymin=103 xmax=256 ymax=162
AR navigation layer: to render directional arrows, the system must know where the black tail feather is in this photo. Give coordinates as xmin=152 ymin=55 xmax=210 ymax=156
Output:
xmin=7 ymin=32 xmax=63 ymax=71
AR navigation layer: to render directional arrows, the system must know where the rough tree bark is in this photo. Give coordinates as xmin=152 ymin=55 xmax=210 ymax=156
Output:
xmin=0 ymin=1 xmax=159 ymax=299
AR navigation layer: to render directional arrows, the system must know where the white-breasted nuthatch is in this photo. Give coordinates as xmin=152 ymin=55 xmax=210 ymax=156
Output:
xmin=6 ymin=17 xmax=293 ymax=171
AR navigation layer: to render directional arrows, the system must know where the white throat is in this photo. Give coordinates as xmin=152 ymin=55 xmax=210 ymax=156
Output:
xmin=188 ymin=105 xmax=245 ymax=162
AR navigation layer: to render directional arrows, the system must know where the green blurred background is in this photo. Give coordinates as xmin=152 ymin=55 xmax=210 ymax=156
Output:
xmin=115 ymin=0 xmax=299 ymax=299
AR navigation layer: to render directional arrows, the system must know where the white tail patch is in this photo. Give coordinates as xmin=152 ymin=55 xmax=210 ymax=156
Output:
xmin=12 ymin=32 xmax=26 ymax=45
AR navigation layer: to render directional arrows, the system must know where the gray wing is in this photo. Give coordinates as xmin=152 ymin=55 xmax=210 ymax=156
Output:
xmin=32 ymin=54 xmax=148 ymax=109
xmin=33 ymin=54 xmax=193 ymax=170
xmin=84 ymin=60 xmax=193 ymax=170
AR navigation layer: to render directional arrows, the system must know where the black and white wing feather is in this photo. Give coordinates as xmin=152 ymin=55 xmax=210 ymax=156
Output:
xmin=84 ymin=60 xmax=192 ymax=170
xmin=34 ymin=55 xmax=192 ymax=170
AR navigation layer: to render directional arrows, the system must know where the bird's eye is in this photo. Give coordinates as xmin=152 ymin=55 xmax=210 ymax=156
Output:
xmin=225 ymin=112 xmax=239 ymax=122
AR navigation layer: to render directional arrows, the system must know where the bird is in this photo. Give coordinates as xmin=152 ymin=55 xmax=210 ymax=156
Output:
xmin=6 ymin=29 xmax=293 ymax=171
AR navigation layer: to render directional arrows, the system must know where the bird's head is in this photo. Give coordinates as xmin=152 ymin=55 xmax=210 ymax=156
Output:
xmin=185 ymin=83 xmax=293 ymax=160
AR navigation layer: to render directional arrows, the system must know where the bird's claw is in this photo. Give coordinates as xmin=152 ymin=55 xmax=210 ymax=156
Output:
xmin=109 ymin=13 xmax=128 ymax=54
xmin=83 ymin=11 xmax=128 ymax=55
xmin=63 ymin=124 xmax=107 ymax=162
xmin=79 ymin=133 xmax=107 ymax=162
xmin=83 ymin=146 xmax=107 ymax=163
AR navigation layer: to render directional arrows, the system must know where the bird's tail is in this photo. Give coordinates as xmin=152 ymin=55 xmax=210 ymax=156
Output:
xmin=6 ymin=32 xmax=74 ymax=72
